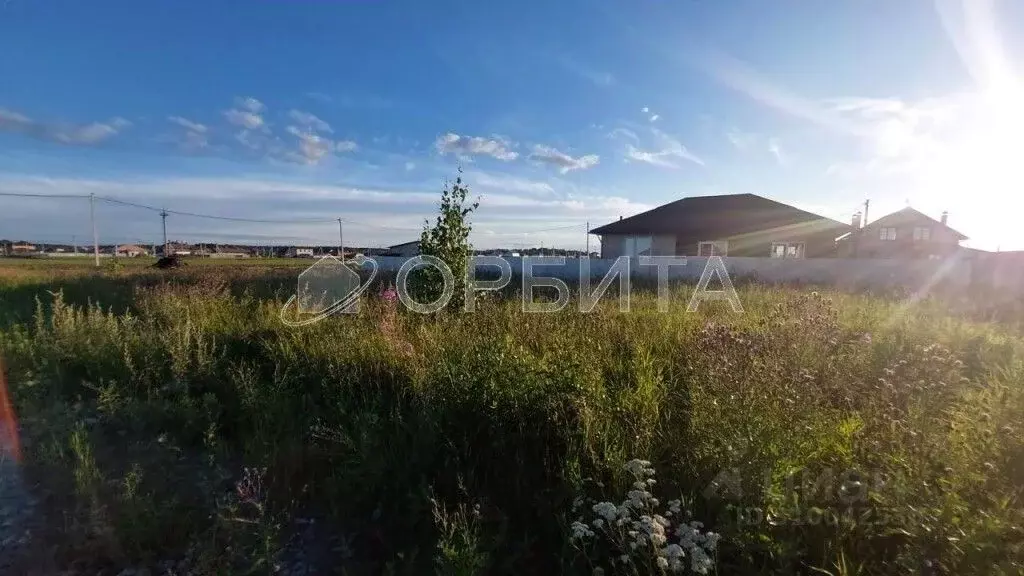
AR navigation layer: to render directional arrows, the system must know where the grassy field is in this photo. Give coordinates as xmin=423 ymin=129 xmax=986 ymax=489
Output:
xmin=1 ymin=259 xmax=1022 ymax=574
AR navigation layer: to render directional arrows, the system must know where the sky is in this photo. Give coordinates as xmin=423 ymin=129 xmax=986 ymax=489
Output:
xmin=1 ymin=0 xmax=1023 ymax=251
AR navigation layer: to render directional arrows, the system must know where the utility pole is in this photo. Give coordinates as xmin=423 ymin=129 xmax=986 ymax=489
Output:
xmin=90 ymin=193 xmax=99 ymax=267
xmin=160 ymin=208 xmax=168 ymax=256
xmin=585 ymin=221 xmax=589 ymax=255
xmin=342 ymin=216 xmax=350 ymax=259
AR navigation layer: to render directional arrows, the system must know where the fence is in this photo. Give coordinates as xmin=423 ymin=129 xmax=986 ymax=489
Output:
xmin=365 ymin=252 xmax=1017 ymax=293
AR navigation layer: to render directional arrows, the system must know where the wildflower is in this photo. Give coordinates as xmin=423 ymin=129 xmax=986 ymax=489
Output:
xmin=380 ymin=284 xmax=398 ymax=303
xmin=662 ymin=544 xmax=684 ymax=559
xmin=625 ymin=459 xmax=655 ymax=478
xmin=657 ymin=556 xmax=669 ymax=569
xmin=592 ymin=501 xmax=618 ymax=522
xmin=593 ymin=568 xmax=605 ymax=576
xmin=620 ymin=554 xmax=630 ymax=564
xmin=690 ymin=547 xmax=713 ymax=574
xmin=592 ymin=518 xmax=605 ymax=530
xmin=570 ymin=520 xmax=595 ymax=541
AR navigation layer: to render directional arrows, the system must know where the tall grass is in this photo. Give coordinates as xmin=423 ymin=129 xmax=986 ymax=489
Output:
xmin=0 ymin=263 xmax=1022 ymax=574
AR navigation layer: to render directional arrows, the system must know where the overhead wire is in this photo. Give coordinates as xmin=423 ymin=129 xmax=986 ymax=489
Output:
xmin=1 ymin=190 xmax=593 ymax=246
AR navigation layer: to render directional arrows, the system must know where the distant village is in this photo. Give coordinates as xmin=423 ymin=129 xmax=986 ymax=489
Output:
xmin=0 ymin=239 xmax=595 ymax=259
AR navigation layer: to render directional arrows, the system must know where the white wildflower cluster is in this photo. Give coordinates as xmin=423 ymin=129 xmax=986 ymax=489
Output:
xmin=569 ymin=459 xmax=721 ymax=574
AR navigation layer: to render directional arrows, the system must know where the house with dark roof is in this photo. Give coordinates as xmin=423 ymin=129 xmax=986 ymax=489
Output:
xmin=384 ymin=240 xmax=420 ymax=257
xmin=840 ymin=207 xmax=966 ymax=259
xmin=589 ymin=193 xmax=850 ymax=259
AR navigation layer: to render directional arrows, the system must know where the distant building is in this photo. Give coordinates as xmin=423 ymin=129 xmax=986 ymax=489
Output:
xmin=839 ymin=208 xmax=966 ymax=259
xmin=590 ymin=193 xmax=849 ymax=259
xmin=11 ymin=243 xmax=37 ymax=254
xmin=115 ymin=244 xmax=149 ymax=257
xmin=287 ymin=247 xmax=315 ymax=258
xmin=385 ymin=240 xmax=420 ymax=257
xmin=164 ymin=243 xmax=193 ymax=256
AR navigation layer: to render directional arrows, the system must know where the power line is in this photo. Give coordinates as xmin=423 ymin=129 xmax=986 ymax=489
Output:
xmin=0 ymin=192 xmax=90 ymax=199
xmin=97 ymin=196 xmax=340 ymax=224
xmin=1 ymin=190 xmax=592 ymax=251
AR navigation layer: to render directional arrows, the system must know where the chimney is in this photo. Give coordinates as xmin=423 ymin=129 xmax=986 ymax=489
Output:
xmin=940 ymin=211 xmax=948 ymax=225
xmin=852 ymin=211 xmax=862 ymax=229
xmin=619 ymin=216 xmax=623 ymax=221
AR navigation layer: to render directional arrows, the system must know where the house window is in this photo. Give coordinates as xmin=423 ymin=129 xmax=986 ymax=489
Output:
xmin=622 ymin=235 xmax=653 ymax=257
xmin=770 ymin=242 xmax=805 ymax=259
xmin=913 ymin=226 xmax=931 ymax=241
xmin=698 ymin=241 xmax=728 ymax=256
xmin=879 ymin=227 xmax=897 ymax=241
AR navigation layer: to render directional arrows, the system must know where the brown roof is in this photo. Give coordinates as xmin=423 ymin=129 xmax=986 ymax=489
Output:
xmin=590 ymin=193 xmax=849 ymax=237
xmin=116 ymin=244 xmax=147 ymax=252
xmin=864 ymin=207 xmax=967 ymax=240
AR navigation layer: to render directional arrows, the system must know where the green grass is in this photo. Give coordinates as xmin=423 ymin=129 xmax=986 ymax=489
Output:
xmin=1 ymin=261 xmax=1022 ymax=574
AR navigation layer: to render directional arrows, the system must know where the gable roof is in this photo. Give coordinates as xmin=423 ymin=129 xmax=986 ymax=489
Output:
xmin=589 ymin=193 xmax=849 ymax=237
xmin=865 ymin=207 xmax=967 ymax=240
xmin=388 ymin=240 xmax=420 ymax=250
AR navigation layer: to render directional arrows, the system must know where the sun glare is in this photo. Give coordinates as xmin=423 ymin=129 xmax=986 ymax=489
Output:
xmin=920 ymin=0 xmax=1024 ymax=247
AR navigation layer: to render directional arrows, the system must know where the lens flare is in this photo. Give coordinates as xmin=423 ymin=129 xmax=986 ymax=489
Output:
xmin=0 ymin=357 xmax=21 ymax=463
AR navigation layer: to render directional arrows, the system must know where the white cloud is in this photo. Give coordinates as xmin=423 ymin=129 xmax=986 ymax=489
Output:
xmin=334 ymin=139 xmax=357 ymax=153
xmin=285 ymin=128 xmax=332 ymax=165
xmin=223 ymin=96 xmax=268 ymax=131
xmin=434 ymin=132 xmax=519 ymax=161
xmin=235 ymin=129 xmax=265 ymax=151
xmin=527 ymin=145 xmax=599 ymax=173
xmin=641 ymin=107 xmax=649 ymax=113
xmin=288 ymin=109 xmax=332 ymax=133
xmin=698 ymin=50 xmax=864 ymax=137
xmin=236 ymin=97 xmax=265 ymax=114
xmin=0 ymin=107 xmax=129 ymax=145
xmin=649 ymin=114 xmax=660 ymax=122
xmin=404 ymin=162 xmax=416 ymax=171
xmin=767 ymin=137 xmax=788 ymax=166
xmin=625 ymin=128 xmax=704 ymax=168
xmin=283 ymin=125 xmax=357 ymax=165
xmin=0 ymin=108 xmax=33 ymax=131
xmin=168 ymin=116 xmax=207 ymax=134
xmin=468 ymin=171 xmax=556 ymax=197
xmin=224 ymin=109 xmax=264 ymax=130
xmin=608 ymin=127 xmax=639 ymax=143
xmin=167 ymin=116 xmax=209 ymax=151
xmin=725 ymin=128 xmax=757 ymax=150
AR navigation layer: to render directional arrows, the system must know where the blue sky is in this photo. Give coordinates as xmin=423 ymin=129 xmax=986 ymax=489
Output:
xmin=1 ymin=0 xmax=1023 ymax=250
